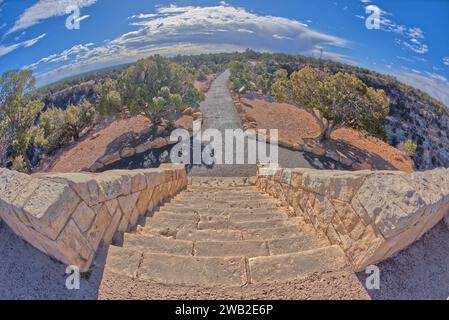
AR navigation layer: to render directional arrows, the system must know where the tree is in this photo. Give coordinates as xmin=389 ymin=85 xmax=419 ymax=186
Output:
xmin=39 ymin=101 xmax=95 ymax=154
xmin=272 ymin=66 xmax=389 ymax=141
xmin=117 ymin=56 xmax=203 ymax=124
xmin=403 ymin=139 xmax=417 ymax=158
xmin=95 ymin=79 xmax=122 ymax=115
xmin=0 ymin=70 xmax=44 ymax=171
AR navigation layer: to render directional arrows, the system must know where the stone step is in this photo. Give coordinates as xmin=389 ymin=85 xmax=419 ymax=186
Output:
xmin=105 ymin=246 xmax=248 ymax=286
xmin=194 ymin=240 xmax=269 ymax=258
xmin=196 ymin=218 xmax=294 ymax=231
xmin=157 ymin=206 xmax=283 ymax=216
xmin=164 ymin=201 xmax=278 ymax=210
xmin=189 ymin=177 xmax=255 ymax=187
xmin=175 ymin=193 xmax=269 ymax=201
xmin=267 ymin=236 xmax=328 ymax=255
xmin=248 ymin=246 xmax=348 ymax=284
xmin=153 ymin=211 xmax=200 ymax=221
xmin=229 ymin=212 xmax=288 ymax=223
xmin=144 ymin=217 xmax=198 ymax=231
xmin=138 ymin=253 xmax=247 ymax=286
xmin=176 ymin=229 xmax=243 ymax=241
xmin=123 ymin=233 xmax=193 ymax=256
xmin=241 ymin=226 xmax=303 ymax=240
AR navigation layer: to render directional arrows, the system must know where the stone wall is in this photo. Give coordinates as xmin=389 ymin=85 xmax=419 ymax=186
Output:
xmin=255 ymin=165 xmax=449 ymax=271
xmin=0 ymin=164 xmax=187 ymax=271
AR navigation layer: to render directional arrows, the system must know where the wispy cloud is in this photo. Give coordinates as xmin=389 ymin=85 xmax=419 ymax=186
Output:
xmin=362 ymin=4 xmax=428 ymax=54
xmin=25 ymin=4 xmax=349 ymax=85
xmin=395 ymin=69 xmax=449 ymax=107
xmin=444 ymin=57 xmax=449 ymax=66
xmin=9 ymin=0 xmax=97 ymax=34
xmin=0 ymin=33 xmax=46 ymax=57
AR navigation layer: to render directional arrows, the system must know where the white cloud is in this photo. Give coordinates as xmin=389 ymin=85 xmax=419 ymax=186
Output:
xmin=443 ymin=57 xmax=449 ymax=66
xmin=0 ymin=33 xmax=46 ymax=57
xmin=395 ymin=69 xmax=449 ymax=107
xmin=364 ymin=5 xmax=428 ymax=54
xmin=9 ymin=0 xmax=97 ymax=34
xmin=26 ymin=4 xmax=348 ymax=85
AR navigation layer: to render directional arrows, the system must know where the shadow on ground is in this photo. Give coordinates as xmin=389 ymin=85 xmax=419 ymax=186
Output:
xmin=0 ymin=221 xmax=106 ymax=300
xmin=357 ymin=221 xmax=449 ymax=300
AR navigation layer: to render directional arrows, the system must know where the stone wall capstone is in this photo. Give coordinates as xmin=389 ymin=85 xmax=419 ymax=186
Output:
xmin=0 ymin=164 xmax=187 ymax=271
xmin=255 ymin=164 xmax=449 ymax=271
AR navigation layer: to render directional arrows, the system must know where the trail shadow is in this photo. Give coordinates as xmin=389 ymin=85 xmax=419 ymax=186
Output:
xmin=357 ymin=221 xmax=449 ymax=300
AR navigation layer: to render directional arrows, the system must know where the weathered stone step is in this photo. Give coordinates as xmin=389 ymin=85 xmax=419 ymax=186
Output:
xmin=105 ymin=246 xmax=248 ymax=286
xmin=241 ymin=226 xmax=303 ymax=240
xmin=175 ymin=193 xmax=269 ymax=201
xmin=194 ymin=240 xmax=269 ymax=258
xmin=144 ymin=217 xmax=198 ymax=231
xmin=164 ymin=201 xmax=278 ymax=210
xmin=158 ymin=206 xmax=283 ymax=216
xmin=153 ymin=211 xmax=200 ymax=221
xmin=229 ymin=212 xmax=288 ymax=223
xmin=188 ymin=177 xmax=255 ymax=187
xmin=138 ymin=253 xmax=247 ymax=286
xmin=123 ymin=233 xmax=193 ymax=256
xmin=267 ymin=236 xmax=328 ymax=255
xmin=196 ymin=218 xmax=295 ymax=231
xmin=176 ymin=229 xmax=243 ymax=241
xmin=248 ymin=246 xmax=348 ymax=284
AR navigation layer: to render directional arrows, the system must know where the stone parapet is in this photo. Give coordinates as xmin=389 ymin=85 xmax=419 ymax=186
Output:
xmin=255 ymin=164 xmax=449 ymax=271
xmin=0 ymin=164 xmax=187 ymax=271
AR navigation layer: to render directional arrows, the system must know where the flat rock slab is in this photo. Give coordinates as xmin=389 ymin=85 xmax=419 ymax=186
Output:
xmin=249 ymin=246 xmax=348 ymax=283
xmin=105 ymin=246 xmax=142 ymax=278
xmin=123 ymin=234 xmax=193 ymax=256
xmin=138 ymin=253 xmax=247 ymax=286
xmin=242 ymin=226 xmax=302 ymax=240
xmin=230 ymin=212 xmax=288 ymax=223
xmin=176 ymin=229 xmax=243 ymax=241
xmin=145 ymin=218 xmax=198 ymax=231
xmin=267 ymin=236 xmax=326 ymax=255
xmin=194 ymin=240 xmax=269 ymax=258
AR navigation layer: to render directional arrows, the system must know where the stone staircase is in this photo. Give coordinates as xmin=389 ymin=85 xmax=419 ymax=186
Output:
xmin=104 ymin=178 xmax=348 ymax=288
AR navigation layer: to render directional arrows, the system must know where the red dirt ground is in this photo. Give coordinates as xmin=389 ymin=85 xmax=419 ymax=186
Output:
xmin=46 ymin=115 xmax=151 ymax=173
xmin=240 ymin=98 xmax=413 ymax=172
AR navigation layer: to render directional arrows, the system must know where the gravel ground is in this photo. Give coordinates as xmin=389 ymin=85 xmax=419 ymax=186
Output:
xmin=0 ymin=220 xmax=104 ymax=300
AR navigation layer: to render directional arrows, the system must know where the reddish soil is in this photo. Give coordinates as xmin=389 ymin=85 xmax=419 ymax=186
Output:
xmin=46 ymin=115 xmax=152 ymax=173
xmin=240 ymin=98 xmax=321 ymax=146
xmin=240 ymin=98 xmax=413 ymax=172
xmin=194 ymin=74 xmax=217 ymax=92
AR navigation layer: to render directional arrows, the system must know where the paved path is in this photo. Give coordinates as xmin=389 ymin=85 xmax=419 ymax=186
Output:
xmin=188 ymin=70 xmax=339 ymax=177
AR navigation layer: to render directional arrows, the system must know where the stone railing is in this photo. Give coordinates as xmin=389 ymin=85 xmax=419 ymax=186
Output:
xmin=0 ymin=164 xmax=187 ymax=271
xmin=255 ymin=165 xmax=449 ymax=271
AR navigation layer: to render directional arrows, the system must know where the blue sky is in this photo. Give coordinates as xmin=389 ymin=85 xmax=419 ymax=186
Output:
xmin=0 ymin=0 xmax=448 ymax=106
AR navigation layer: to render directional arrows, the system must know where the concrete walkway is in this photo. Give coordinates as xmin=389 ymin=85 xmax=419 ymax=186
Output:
xmin=188 ymin=70 xmax=332 ymax=177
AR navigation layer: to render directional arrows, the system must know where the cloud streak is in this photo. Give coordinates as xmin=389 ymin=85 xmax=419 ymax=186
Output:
xmin=0 ymin=33 xmax=46 ymax=57
xmin=26 ymin=4 xmax=349 ymax=85
xmin=9 ymin=0 xmax=97 ymax=34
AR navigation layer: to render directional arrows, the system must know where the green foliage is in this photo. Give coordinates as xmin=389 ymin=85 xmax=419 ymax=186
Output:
xmin=11 ymin=155 xmax=28 ymax=173
xmin=39 ymin=101 xmax=95 ymax=154
xmin=403 ymin=139 xmax=417 ymax=158
xmin=117 ymin=56 xmax=203 ymax=122
xmin=95 ymin=79 xmax=122 ymax=115
xmin=272 ymin=66 xmax=390 ymax=140
xmin=0 ymin=69 xmax=44 ymax=171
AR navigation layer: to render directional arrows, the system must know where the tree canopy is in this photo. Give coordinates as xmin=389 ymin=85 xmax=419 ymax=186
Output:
xmin=272 ymin=66 xmax=390 ymax=140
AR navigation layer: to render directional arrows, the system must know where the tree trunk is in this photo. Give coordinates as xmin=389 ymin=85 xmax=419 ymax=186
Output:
xmin=22 ymin=150 xmax=32 ymax=173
